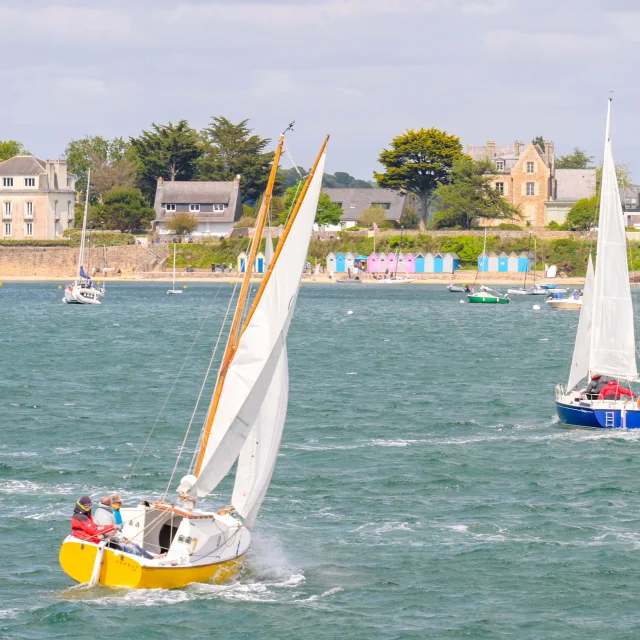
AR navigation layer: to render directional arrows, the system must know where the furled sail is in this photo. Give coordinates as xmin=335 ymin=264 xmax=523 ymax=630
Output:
xmin=188 ymin=151 xmax=326 ymax=499
xmin=589 ymin=101 xmax=638 ymax=381
xmin=231 ymin=344 xmax=289 ymax=527
xmin=264 ymin=226 xmax=274 ymax=268
xmin=567 ymin=255 xmax=594 ymax=391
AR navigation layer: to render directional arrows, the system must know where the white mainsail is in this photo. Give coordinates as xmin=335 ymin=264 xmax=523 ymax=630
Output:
xmin=231 ymin=344 xmax=289 ymax=526
xmin=567 ymin=255 xmax=595 ymax=391
xmin=589 ymin=100 xmax=637 ymax=381
xmin=188 ymin=151 xmax=326 ymax=499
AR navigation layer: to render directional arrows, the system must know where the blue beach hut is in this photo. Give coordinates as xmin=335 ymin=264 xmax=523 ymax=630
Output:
xmin=478 ymin=252 xmax=489 ymax=272
xmin=433 ymin=253 xmax=444 ymax=273
xmin=498 ymin=252 xmax=509 ymax=273
xmin=517 ymin=252 xmax=531 ymax=273
xmin=414 ymin=253 xmax=425 ymax=273
xmin=335 ymin=252 xmax=346 ymax=273
xmin=237 ymin=251 xmax=247 ymax=273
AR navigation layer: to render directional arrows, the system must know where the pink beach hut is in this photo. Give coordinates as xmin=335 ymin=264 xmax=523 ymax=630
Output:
xmin=367 ymin=253 xmax=382 ymax=273
xmin=398 ymin=252 xmax=415 ymax=273
xmin=387 ymin=252 xmax=398 ymax=273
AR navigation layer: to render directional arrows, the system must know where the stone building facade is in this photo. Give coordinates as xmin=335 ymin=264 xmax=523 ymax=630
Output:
xmin=0 ymin=156 xmax=76 ymax=239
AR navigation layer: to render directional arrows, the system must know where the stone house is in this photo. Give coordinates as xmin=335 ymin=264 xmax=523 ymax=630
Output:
xmin=0 ymin=156 xmax=76 ymax=239
xmin=152 ymin=175 xmax=243 ymax=237
xmin=321 ymin=187 xmax=408 ymax=230
xmin=468 ymin=140 xmax=597 ymax=226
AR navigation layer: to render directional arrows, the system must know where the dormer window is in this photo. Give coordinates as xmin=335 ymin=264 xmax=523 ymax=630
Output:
xmin=24 ymin=178 xmax=35 ymax=187
xmin=165 ymin=204 xmax=176 ymax=212
xmin=189 ymin=204 xmax=200 ymax=212
xmin=212 ymin=204 xmax=227 ymax=212
xmin=496 ymin=161 xmax=504 ymax=171
xmin=3 ymin=178 xmax=13 ymax=187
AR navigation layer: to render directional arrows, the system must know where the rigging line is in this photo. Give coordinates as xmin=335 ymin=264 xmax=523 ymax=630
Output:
xmin=163 ymin=282 xmax=240 ymax=499
xmin=124 ymin=282 xmax=226 ymax=491
xmin=284 ymin=142 xmax=304 ymax=179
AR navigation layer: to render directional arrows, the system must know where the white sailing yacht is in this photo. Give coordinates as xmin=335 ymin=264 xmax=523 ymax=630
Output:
xmin=555 ymin=99 xmax=640 ymax=428
xmin=59 ymin=132 xmax=329 ymax=588
xmin=63 ymin=170 xmax=105 ymax=305
xmin=167 ymin=244 xmax=182 ymax=295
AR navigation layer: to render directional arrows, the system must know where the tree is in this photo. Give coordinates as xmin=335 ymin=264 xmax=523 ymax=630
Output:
xmin=556 ymin=147 xmax=594 ymax=169
xmin=565 ymin=196 xmax=597 ymax=230
xmin=374 ymin=128 xmax=463 ymax=228
xmin=0 ymin=140 xmax=30 ymax=162
xmin=166 ymin=211 xmax=199 ymax=236
xmin=131 ymin=120 xmax=202 ymax=201
xmin=359 ymin=206 xmax=386 ymax=228
xmin=322 ymin=171 xmax=374 ymax=189
xmin=64 ymin=135 xmax=137 ymax=203
xmin=282 ymin=182 xmax=342 ymax=226
xmin=596 ymin=162 xmax=632 ymax=191
xmin=399 ymin=205 xmax=420 ymax=229
xmin=431 ymin=157 xmax=519 ymax=229
xmin=91 ymin=188 xmax=156 ymax=232
xmin=198 ymin=117 xmax=277 ymax=203
xmin=532 ymin=136 xmax=545 ymax=149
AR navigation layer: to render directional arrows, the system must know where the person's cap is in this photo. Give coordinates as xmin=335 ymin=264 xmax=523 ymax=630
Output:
xmin=592 ymin=374 xmax=601 ymax=379
xmin=77 ymin=496 xmax=92 ymax=511
xmin=110 ymin=493 xmax=123 ymax=504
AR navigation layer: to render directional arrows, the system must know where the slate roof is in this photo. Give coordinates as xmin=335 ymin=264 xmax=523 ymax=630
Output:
xmin=322 ymin=187 xmax=406 ymax=222
xmin=159 ymin=181 xmax=235 ymax=205
xmin=0 ymin=156 xmax=46 ymax=176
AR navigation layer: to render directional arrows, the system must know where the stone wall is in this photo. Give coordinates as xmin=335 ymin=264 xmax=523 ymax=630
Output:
xmin=0 ymin=244 xmax=168 ymax=276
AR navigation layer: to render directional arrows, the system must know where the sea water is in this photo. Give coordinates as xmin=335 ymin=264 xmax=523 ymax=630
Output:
xmin=2 ymin=282 xmax=640 ymax=639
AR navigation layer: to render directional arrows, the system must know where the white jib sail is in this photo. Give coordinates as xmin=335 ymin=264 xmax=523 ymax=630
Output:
xmin=589 ymin=101 xmax=637 ymax=381
xmin=231 ymin=344 xmax=289 ymax=527
xmin=264 ymin=226 xmax=274 ymax=268
xmin=567 ymin=255 xmax=595 ymax=391
xmin=189 ymin=152 xmax=326 ymax=499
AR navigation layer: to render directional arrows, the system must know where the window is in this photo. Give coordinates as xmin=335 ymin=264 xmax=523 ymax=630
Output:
xmin=25 ymin=222 xmax=33 ymax=236
xmin=212 ymin=203 xmax=227 ymax=212
xmin=25 ymin=202 xmax=34 ymax=217
xmin=189 ymin=204 xmax=200 ymax=212
xmin=372 ymin=202 xmax=391 ymax=210
xmin=67 ymin=201 xmax=73 ymax=219
xmin=2 ymin=202 xmax=11 ymax=217
xmin=496 ymin=160 xmax=504 ymax=171
xmin=165 ymin=203 xmax=176 ymax=212
xmin=3 ymin=222 xmax=10 ymax=236
xmin=24 ymin=178 xmax=35 ymax=187
xmin=526 ymin=182 xmax=535 ymax=196
xmin=526 ymin=161 xmax=534 ymax=173
xmin=3 ymin=178 xmax=13 ymax=187
xmin=495 ymin=182 xmax=504 ymax=195
xmin=67 ymin=176 xmax=73 ymax=187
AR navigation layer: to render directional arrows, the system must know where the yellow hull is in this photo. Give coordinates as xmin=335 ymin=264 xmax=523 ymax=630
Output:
xmin=59 ymin=540 xmax=243 ymax=589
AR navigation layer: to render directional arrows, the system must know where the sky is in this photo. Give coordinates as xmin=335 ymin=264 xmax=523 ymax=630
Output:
xmin=1 ymin=0 xmax=639 ymax=180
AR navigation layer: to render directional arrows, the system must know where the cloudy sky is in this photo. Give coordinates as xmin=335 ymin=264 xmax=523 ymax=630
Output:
xmin=1 ymin=0 xmax=638 ymax=179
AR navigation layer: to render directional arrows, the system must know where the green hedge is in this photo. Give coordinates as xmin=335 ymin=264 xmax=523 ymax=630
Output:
xmin=63 ymin=229 xmax=136 ymax=247
xmin=0 ymin=239 xmax=71 ymax=247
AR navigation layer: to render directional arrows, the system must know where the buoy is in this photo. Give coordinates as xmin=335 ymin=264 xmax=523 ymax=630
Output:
xmin=58 ymin=285 xmax=62 ymax=289
xmin=533 ymin=304 xmax=541 ymax=310
xmin=460 ymin=300 xmax=465 ymax=304
xmin=97 ymin=280 xmax=101 ymax=285
xmin=347 ymin=310 xmax=353 ymax=315
xmin=183 ymin=285 xmax=188 ymax=289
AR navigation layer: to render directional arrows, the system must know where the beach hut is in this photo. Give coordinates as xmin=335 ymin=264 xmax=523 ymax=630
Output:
xmin=414 ymin=253 xmax=425 ymax=273
xmin=326 ymin=252 xmax=337 ymax=273
xmin=237 ymin=251 xmax=248 ymax=273
xmin=255 ymin=251 xmax=266 ymax=273
xmin=424 ymin=252 xmax=435 ymax=273
xmin=387 ymin=252 xmax=398 ymax=273
xmin=477 ymin=251 xmax=489 ymax=272
xmin=367 ymin=253 xmax=380 ymax=273
xmin=487 ymin=251 xmax=499 ymax=272
xmin=507 ymin=252 xmax=519 ymax=273
xmin=345 ymin=252 xmax=358 ymax=273
xmin=335 ymin=252 xmax=346 ymax=273
xmin=498 ymin=252 xmax=509 ymax=273
xmin=400 ymin=253 xmax=416 ymax=273
xmin=433 ymin=252 xmax=444 ymax=273
xmin=354 ymin=255 xmax=368 ymax=272
xmin=443 ymin=253 xmax=460 ymax=273
xmin=517 ymin=252 xmax=532 ymax=272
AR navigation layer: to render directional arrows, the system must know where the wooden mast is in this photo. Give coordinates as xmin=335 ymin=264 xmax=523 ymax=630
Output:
xmin=193 ymin=133 xmax=285 ymax=476
xmin=239 ymin=135 xmax=329 ymax=337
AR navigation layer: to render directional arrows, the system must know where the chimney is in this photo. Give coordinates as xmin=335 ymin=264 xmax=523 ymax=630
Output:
xmin=233 ymin=174 xmax=241 ymax=187
xmin=45 ymin=160 xmax=56 ymax=190
xmin=486 ymin=140 xmax=496 ymax=159
xmin=545 ymin=141 xmax=555 ymax=162
xmin=55 ymin=159 xmax=67 ymax=190
xmin=514 ymin=140 xmax=521 ymax=157
xmin=158 ymin=176 xmax=163 ymax=185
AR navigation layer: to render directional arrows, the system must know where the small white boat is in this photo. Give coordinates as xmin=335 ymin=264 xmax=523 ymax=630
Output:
xmin=63 ymin=170 xmax=106 ymax=305
xmin=378 ymin=277 xmax=414 ymax=284
xmin=167 ymin=244 xmax=183 ymax=295
xmin=507 ymin=286 xmax=548 ymax=296
xmin=546 ymin=297 xmax=582 ymax=310
xmin=447 ymin=283 xmax=470 ymax=293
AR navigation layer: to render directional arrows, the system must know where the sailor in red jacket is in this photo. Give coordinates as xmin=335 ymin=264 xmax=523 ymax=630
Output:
xmin=71 ymin=495 xmax=116 ymax=544
xmin=598 ymin=380 xmax=635 ymax=401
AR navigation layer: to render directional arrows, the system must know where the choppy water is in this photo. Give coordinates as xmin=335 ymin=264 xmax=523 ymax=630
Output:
xmin=2 ymin=282 xmax=640 ymax=639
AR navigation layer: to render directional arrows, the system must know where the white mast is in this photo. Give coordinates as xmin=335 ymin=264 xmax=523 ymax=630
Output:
xmin=78 ymin=169 xmax=90 ymax=278
xmin=172 ymin=244 xmax=177 ymax=290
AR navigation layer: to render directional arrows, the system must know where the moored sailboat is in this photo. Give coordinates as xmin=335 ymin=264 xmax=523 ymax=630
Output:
xmin=59 ymin=132 xmax=329 ymax=587
xmin=555 ymin=99 xmax=639 ymax=428
xmin=167 ymin=244 xmax=182 ymax=295
xmin=467 ymin=229 xmax=509 ymax=304
xmin=63 ymin=170 xmax=105 ymax=305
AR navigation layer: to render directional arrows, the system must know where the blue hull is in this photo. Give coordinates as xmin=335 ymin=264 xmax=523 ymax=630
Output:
xmin=556 ymin=401 xmax=640 ymax=429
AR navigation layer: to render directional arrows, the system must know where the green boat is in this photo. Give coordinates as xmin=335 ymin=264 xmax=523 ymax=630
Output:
xmin=468 ymin=289 xmax=510 ymax=304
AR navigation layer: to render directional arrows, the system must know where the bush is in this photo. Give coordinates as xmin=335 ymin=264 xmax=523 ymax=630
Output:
xmin=496 ymin=223 xmax=522 ymax=230
xmin=235 ymin=216 xmax=257 ymax=228
xmin=63 ymin=229 xmax=136 ymax=247
xmin=547 ymin=221 xmax=568 ymax=230
xmin=0 ymin=239 xmax=71 ymax=247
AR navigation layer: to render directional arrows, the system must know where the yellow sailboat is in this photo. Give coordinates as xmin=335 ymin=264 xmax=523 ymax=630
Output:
xmin=59 ymin=132 xmax=329 ymax=589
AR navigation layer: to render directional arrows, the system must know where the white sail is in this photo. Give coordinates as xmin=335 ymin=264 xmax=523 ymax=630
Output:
xmin=589 ymin=101 xmax=637 ymax=380
xmin=264 ymin=226 xmax=274 ymax=268
xmin=567 ymin=255 xmax=595 ymax=390
xmin=188 ymin=152 xmax=326 ymax=499
xmin=231 ymin=344 xmax=289 ymax=526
